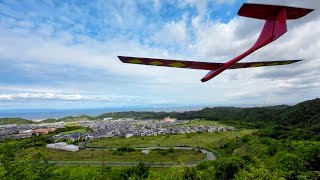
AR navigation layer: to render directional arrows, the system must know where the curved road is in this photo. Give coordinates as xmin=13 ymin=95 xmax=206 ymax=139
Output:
xmin=132 ymin=147 xmax=216 ymax=161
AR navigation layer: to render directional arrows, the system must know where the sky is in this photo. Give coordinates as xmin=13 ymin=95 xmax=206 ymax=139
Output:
xmin=0 ymin=0 xmax=319 ymax=110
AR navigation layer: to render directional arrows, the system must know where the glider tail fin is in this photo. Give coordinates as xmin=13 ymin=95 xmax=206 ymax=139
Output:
xmin=239 ymin=3 xmax=314 ymax=48
xmin=254 ymin=7 xmax=287 ymax=48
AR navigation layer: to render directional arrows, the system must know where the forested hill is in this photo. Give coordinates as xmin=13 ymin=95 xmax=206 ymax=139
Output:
xmin=0 ymin=118 xmax=32 ymax=125
xmin=41 ymin=114 xmax=97 ymax=123
xmin=278 ymin=98 xmax=320 ymax=126
xmin=99 ymin=98 xmax=320 ymax=128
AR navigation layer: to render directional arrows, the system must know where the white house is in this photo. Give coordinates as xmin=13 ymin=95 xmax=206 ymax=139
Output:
xmin=46 ymin=142 xmax=79 ymax=152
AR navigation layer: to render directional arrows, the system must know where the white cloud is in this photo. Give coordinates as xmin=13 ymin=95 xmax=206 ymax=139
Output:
xmin=178 ymin=0 xmax=236 ymax=19
xmin=0 ymin=93 xmax=111 ymax=101
xmin=152 ymin=19 xmax=188 ymax=45
xmin=214 ymin=0 xmax=235 ymax=4
xmin=153 ymin=0 xmax=161 ymax=11
xmin=182 ymin=0 xmax=207 ymax=16
xmin=191 ymin=17 xmax=254 ymax=60
xmin=0 ymin=0 xmax=319 ymax=109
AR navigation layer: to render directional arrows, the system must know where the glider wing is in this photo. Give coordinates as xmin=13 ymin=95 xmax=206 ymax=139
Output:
xmin=229 ymin=60 xmax=303 ymax=69
xmin=118 ymin=56 xmax=302 ymax=70
xmin=118 ymin=56 xmax=223 ymax=70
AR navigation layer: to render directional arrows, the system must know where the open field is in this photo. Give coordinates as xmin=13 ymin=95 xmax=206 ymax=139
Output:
xmin=61 ymin=128 xmax=87 ymax=135
xmin=53 ymin=166 xmax=100 ymax=178
xmin=17 ymin=147 xmax=205 ymax=164
xmin=87 ymin=129 xmax=253 ymax=150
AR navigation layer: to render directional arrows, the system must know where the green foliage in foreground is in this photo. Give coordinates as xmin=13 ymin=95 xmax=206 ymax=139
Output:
xmin=147 ymin=136 xmax=320 ymax=180
xmin=1 ymin=125 xmax=319 ymax=179
xmin=0 ymin=98 xmax=319 ymax=179
xmin=0 ymin=134 xmax=151 ymax=180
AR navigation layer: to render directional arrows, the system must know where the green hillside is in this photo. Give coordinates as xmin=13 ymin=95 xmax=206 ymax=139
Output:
xmin=98 ymin=98 xmax=320 ymax=127
xmin=278 ymin=98 xmax=320 ymax=126
xmin=97 ymin=106 xmax=281 ymax=122
xmin=0 ymin=118 xmax=33 ymax=125
xmin=41 ymin=114 xmax=97 ymax=123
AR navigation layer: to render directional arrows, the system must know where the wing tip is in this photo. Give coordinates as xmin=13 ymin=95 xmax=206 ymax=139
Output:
xmin=118 ymin=56 xmax=128 ymax=63
xmin=295 ymin=59 xmax=304 ymax=62
xmin=287 ymin=59 xmax=304 ymax=64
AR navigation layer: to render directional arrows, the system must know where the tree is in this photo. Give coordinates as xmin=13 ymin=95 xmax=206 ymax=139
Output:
xmin=0 ymin=143 xmax=16 ymax=177
xmin=182 ymin=167 xmax=200 ymax=180
xmin=235 ymin=164 xmax=285 ymax=180
xmin=213 ymin=157 xmax=246 ymax=180
xmin=98 ymin=162 xmax=111 ymax=180
xmin=131 ymin=162 xmax=150 ymax=179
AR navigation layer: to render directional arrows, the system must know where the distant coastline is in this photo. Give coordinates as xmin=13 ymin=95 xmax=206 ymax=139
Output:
xmin=0 ymin=106 xmax=204 ymax=120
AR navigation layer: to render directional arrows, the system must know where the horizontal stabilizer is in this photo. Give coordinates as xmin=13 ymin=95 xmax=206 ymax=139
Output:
xmin=238 ymin=3 xmax=314 ymax=20
xmin=118 ymin=56 xmax=302 ymax=70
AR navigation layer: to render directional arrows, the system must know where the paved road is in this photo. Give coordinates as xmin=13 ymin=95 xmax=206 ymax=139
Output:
xmin=131 ymin=147 xmax=216 ymax=161
xmin=50 ymin=161 xmax=195 ymax=167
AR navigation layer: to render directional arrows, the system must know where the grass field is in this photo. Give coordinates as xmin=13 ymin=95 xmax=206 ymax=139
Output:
xmin=53 ymin=166 xmax=99 ymax=177
xmin=173 ymin=120 xmax=226 ymax=127
xmin=52 ymin=166 xmax=167 ymax=179
xmin=61 ymin=128 xmax=87 ymax=135
xmin=17 ymin=147 xmax=205 ymax=164
xmin=87 ymin=129 xmax=253 ymax=150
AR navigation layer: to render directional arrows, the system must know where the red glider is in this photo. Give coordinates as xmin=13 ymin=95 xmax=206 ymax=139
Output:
xmin=118 ymin=3 xmax=314 ymax=82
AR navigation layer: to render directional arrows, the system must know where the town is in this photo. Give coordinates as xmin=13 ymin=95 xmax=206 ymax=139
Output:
xmin=0 ymin=117 xmax=236 ymax=143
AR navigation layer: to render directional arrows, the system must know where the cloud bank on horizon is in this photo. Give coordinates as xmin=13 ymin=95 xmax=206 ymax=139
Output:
xmin=0 ymin=0 xmax=319 ymax=109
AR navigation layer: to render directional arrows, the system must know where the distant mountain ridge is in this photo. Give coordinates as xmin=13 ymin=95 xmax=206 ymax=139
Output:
xmin=0 ymin=105 xmax=204 ymax=120
xmin=99 ymin=98 xmax=320 ymax=129
xmin=1 ymin=98 xmax=319 ymax=128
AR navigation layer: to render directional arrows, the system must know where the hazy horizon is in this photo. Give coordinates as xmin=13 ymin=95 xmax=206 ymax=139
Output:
xmin=0 ymin=99 xmax=305 ymax=120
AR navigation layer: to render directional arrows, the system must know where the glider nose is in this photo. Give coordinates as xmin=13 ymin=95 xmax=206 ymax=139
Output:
xmin=201 ymin=70 xmax=217 ymax=82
